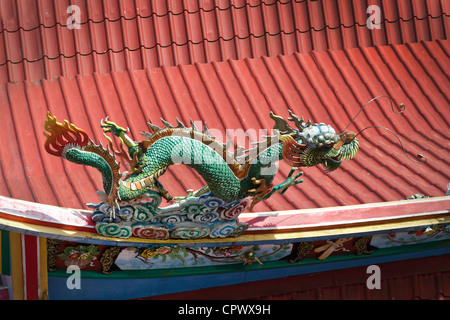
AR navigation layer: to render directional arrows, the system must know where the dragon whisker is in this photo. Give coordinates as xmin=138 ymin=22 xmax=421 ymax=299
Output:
xmin=355 ymin=125 xmax=426 ymax=164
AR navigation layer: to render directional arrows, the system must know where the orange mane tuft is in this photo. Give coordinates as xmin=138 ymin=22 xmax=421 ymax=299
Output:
xmin=43 ymin=112 xmax=89 ymax=157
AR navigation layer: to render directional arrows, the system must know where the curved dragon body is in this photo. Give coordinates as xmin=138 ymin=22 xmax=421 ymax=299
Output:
xmin=43 ymin=111 xmax=359 ymax=239
xmin=63 ymin=129 xmax=284 ymax=203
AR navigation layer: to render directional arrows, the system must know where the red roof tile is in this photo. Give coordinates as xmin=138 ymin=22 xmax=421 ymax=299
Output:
xmin=0 ymin=38 xmax=448 ymax=211
xmin=0 ymin=0 xmax=448 ymax=82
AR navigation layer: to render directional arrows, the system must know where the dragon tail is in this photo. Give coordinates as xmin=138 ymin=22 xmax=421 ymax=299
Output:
xmin=43 ymin=113 xmax=121 ymax=208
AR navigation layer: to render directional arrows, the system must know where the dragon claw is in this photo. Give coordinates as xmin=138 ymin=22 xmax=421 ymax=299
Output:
xmin=276 ymin=168 xmax=304 ymax=195
xmin=249 ymin=169 xmax=304 ymax=207
xmin=287 ymin=167 xmax=296 ymax=177
xmin=100 ymin=119 xmax=128 ymax=137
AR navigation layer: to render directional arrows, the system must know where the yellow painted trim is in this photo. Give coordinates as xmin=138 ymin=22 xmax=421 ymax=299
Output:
xmin=1 ymin=213 xmax=449 ymax=246
xmin=9 ymin=232 xmax=24 ymax=300
xmin=39 ymin=237 xmax=48 ymax=300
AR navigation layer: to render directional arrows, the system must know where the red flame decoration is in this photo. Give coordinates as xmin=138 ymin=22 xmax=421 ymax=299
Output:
xmin=43 ymin=112 xmax=89 ymax=157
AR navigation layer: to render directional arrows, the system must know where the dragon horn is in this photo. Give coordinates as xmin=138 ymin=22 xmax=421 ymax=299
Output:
xmin=288 ymin=110 xmax=311 ymax=131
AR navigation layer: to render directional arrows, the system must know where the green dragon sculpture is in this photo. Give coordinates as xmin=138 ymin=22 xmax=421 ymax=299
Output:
xmin=43 ymin=110 xmax=359 ymax=239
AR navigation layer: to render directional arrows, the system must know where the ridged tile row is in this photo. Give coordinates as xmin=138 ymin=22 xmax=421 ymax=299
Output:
xmin=0 ymin=39 xmax=448 ymax=211
xmin=0 ymin=0 xmax=448 ymax=82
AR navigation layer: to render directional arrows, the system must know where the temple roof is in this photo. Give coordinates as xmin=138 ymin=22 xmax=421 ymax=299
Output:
xmin=0 ymin=0 xmax=448 ymax=212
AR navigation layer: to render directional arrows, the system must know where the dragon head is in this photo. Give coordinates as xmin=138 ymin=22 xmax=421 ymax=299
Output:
xmin=270 ymin=110 xmax=359 ymax=172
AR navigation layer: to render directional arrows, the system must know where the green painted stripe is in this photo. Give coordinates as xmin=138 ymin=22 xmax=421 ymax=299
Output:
xmin=1 ymin=230 xmax=11 ymax=276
